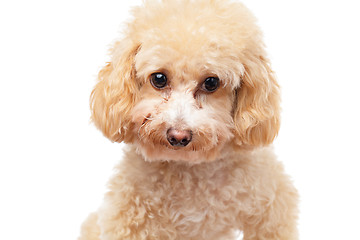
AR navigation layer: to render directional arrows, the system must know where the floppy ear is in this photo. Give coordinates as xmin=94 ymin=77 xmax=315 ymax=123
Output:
xmin=233 ymin=52 xmax=281 ymax=146
xmin=90 ymin=39 xmax=140 ymax=142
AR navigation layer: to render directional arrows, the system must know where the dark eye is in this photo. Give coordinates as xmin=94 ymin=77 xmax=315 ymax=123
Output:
xmin=202 ymin=77 xmax=219 ymax=92
xmin=150 ymin=73 xmax=167 ymax=89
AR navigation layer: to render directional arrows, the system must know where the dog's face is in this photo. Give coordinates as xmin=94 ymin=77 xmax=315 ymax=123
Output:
xmin=131 ymin=43 xmax=241 ymax=162
xmin=90 ymin=0 xmax=280 ymax=163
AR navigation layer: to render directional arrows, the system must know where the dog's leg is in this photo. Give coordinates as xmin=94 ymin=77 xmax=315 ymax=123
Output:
xmin=241 ymin=171 xmax=298 ymax=239
xmin=235 ymin=150 xmax=299 ymax=240
xmin=243 ymin=184 xmax=298 ymax=239
xmin=97 ymin=191 xmax=178 ymax=240
xmin=78 ymin=212 xmax=101 ymax=240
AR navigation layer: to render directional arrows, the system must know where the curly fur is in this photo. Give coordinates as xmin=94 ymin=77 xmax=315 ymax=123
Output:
xmin=80 ymin=0 xmax=298 ymax=239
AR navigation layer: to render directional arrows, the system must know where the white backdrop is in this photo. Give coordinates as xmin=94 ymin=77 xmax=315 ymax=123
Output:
xmin=1 ymin=1 xmax=359 ymax=239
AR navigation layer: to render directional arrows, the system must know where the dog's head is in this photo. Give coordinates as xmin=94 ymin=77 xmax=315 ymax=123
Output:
xmin=90 ymin=0 xmax=280 ymax=163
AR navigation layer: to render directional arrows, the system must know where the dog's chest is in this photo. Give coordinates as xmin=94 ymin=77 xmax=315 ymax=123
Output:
xmin=141 ymin=162 xmax=242 ymax=238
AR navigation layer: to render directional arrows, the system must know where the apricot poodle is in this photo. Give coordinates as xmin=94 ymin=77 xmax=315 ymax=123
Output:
xmin=79 ymin=0 xmax=298 ymax=239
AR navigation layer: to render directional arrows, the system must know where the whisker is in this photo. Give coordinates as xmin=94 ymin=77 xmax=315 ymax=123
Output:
xmin=138 ymin=114 xmax=154 ymax=140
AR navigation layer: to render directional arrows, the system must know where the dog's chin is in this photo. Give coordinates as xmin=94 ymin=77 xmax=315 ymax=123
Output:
xmin=134 ymin=140 xmax=226 ymax=164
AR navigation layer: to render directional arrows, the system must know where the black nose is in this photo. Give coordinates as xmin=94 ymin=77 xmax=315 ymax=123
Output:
xmin=166 ymin=128 xmax=192 ymax=147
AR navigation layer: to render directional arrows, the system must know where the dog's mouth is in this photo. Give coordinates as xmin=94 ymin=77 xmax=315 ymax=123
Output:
xmin=136 ymin=135 xmax=226 ymax=163
xmin=134 ymin=120 xmax=230 ymax=162
xmin=135 ymin=114 xmax=229 ymax=161
xmin=138 ymin=126 xmax=217 ymax=153
xmin=164 ymin=142 xmax=191 ymax=151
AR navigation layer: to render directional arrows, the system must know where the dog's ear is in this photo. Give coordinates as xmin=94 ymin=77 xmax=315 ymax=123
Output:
xmin=233 ymin=53 xmax=280 ymax=146
xmin=90 ymin=39 xmax=140 ymax=142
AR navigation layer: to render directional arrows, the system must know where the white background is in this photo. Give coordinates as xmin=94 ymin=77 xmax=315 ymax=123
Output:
xmin=1 ymin=0 xmax=359 ymax=239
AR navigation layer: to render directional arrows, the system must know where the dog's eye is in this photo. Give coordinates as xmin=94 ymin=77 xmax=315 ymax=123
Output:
xmin=150 ymin=73 xmax=167 ymax=89
xmin=202 ymin=77 xmax=219 ymax=92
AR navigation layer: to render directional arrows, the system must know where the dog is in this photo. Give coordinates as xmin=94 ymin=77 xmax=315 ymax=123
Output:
xmin=79 ymin=0 xmax=298 ymax=239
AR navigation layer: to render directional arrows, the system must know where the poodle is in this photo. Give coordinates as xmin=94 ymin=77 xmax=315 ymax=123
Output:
xmin=79 ymin=0 xmax=298 ymax=239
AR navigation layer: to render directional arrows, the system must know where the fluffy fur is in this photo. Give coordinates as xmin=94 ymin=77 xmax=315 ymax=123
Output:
xmin=79 ymin=0 xmax=298 ymax=239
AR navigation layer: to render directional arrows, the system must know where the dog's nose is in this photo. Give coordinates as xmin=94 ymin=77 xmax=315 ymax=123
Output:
xmin=166 ymin=128 xmax=192 ymax=147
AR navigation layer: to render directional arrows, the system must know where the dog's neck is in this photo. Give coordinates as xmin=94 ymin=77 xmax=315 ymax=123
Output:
xmin=122 ymin=144 xmax=256 ymax=181
xmin=132 ymin=142 xmax=241 ymax=165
